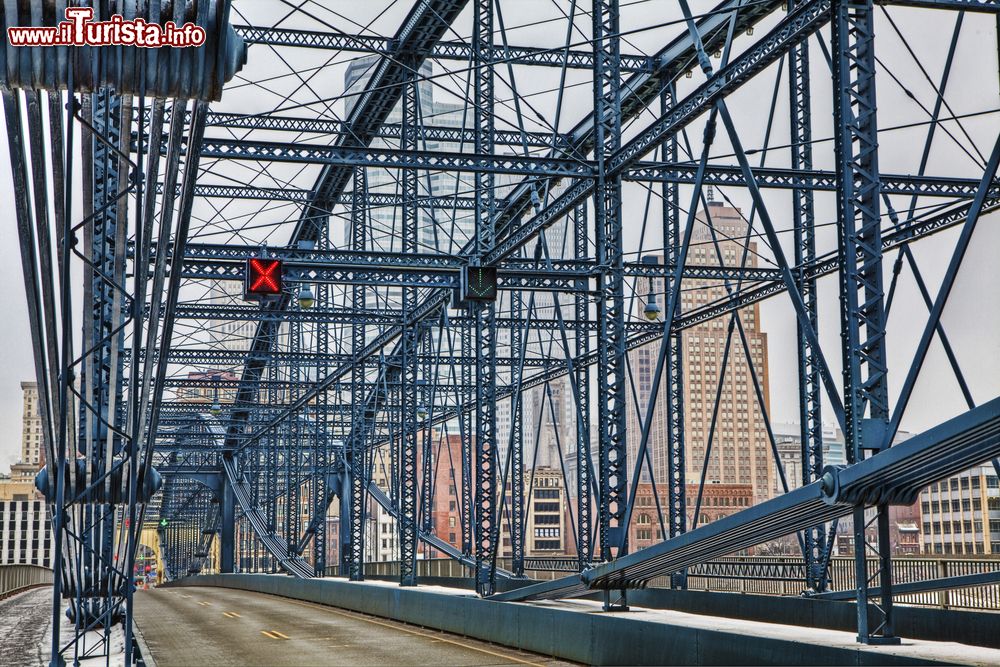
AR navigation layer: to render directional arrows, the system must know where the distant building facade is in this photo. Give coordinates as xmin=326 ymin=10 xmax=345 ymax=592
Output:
xmin=0 ymin=499 xmax=51 ymax=566
xmin=919 ymin=464 xmax=1000 ymax=555
xmin=626 ymin=482 xmax=753 ymax=553
xmin=772 ymin=421 xmax=847 ymax=491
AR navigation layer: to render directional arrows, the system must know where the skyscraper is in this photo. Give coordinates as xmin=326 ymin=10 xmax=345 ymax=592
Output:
xmin=626 ymin=201 xmax=776 ymax=509
xmin=20 ymin=381 xmax=43 ymax=467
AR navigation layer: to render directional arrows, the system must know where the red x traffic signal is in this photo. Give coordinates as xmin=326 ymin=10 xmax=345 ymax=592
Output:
xmin=245 ymin=258 xmax=282 ymax=299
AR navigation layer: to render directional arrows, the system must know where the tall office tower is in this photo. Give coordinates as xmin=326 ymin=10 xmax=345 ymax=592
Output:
xmin=345 ymin=56 xmax=435 ymax=317
xmin=522 ymin=379 xmax=575 ymax=471
xmin=20 ymin=381 xmax=43 ymax=467
xmin=518 ymin=215 xmax=576 ymax=480
xmin=207 ymin=279 xmax=256 ymax=355
xmin=626 ymin=201 xmax=776 ymax=508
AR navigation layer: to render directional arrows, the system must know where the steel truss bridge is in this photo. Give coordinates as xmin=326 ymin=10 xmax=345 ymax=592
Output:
xmin=3 ymin=0 xmax=1000 ymax=664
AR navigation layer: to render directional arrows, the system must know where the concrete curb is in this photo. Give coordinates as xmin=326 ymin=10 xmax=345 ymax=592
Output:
xmin=131 ymin=618 xmax=157 ymax=667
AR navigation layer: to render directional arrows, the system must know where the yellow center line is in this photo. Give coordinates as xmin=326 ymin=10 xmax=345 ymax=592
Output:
xmin=281 ymin=597 xmax=545 ymax=666
xmin=270 ymin=630 xmax=290 ymax=639
xmin=261 ymin=630 xmax=279 ymax=640
xmin=198 ymin=601 xmax=211 ymax=606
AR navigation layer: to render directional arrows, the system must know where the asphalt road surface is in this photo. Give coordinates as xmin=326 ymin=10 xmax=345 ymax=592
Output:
xmin=134 ymin=586 xmax=573 ymax=667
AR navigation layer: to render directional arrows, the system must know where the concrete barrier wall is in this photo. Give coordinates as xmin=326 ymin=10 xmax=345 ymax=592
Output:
xmin=0 ymin=564 xmax=53 ymax=599
xmin=624 ymin=587 xmax=1000 ymax=650
xmin=169 ymin=574 xmax=952 ymax=666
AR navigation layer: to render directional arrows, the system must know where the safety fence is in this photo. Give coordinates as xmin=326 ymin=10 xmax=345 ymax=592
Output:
xmin=682 ymin=556 xmax=1000 ymax=610
xmin=328 ymin=555 xmax=1000 ymax=611
xmin=0 ymin=564 xmax=53 ymax=599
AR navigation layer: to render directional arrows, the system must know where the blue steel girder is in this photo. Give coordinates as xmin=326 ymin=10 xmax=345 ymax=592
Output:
xmin=789 ymin=0 xmax=826 ymax=593
xmin=348 ymin=166 xmax=369 ymax=581
xmin=831 ymin=0 xmax=895 ymax=644
xmin=573 ymin=203 xmax=593 ymax=567
xmin=593 ymin=0 xmax=630 ymax=576
xmin=233 ymin=24 xmax=655 ymax=72
xmin=189 ymin=135 xmax=996 ymax=198
xmin=196 ymin=137 xmax=594 ymax=177
xmin=153 ymin=109 xmax=572 ymax=149
xmin=400 ymin=67 xmax=421 ymax=587
xmin=473 ymin=0 xmax=499 ymax=597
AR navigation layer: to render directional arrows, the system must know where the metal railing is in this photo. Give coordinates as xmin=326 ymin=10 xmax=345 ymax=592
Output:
xmin=677 ymin=556 xmax=1000 ymax=611
xmin=325 ymin=555 xmax=1000 ymax=611
xmin=0 ymin=564 xmax=53 ymax=599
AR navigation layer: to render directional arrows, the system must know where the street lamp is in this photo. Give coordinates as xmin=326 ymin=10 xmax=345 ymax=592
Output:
xmin=297 ymin=284 xmax=315 ymax=309
xmin=643 ymin=291 xmax=661 ymax=321
xmin=210 ymin=387 xmax=222 ymax=416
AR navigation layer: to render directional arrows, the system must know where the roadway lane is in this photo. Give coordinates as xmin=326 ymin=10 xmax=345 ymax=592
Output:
xmin=134 ymin=586 xmax=573 ymax=666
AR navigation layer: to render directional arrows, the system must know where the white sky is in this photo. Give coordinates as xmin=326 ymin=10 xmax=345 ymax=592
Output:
xmin=1 ymin=0 xmax=998 ymax=472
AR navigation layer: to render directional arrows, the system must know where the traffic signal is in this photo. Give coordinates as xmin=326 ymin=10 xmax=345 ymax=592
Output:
xmin=461 ymin=264 xmax=498 ymax=302
xmin=244 ymin=258 xmax=283 ymax=300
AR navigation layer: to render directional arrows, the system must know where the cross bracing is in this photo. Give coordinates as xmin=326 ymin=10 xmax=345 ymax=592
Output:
xmin=3 ymin=0 xmax=1000 ymax=660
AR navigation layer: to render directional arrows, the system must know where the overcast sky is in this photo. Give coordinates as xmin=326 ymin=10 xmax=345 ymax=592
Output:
xmin=1 ymin=1 xmax=998 ymax=472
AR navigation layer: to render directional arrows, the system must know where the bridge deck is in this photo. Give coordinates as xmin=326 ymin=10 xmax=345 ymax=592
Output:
xmin=133 ymin=586 xmax=571 ymax=667
xmin=0 ymin=587 xmax=51 ymax=666
xmin=169 ymin=575 xmax=1000 ymax=665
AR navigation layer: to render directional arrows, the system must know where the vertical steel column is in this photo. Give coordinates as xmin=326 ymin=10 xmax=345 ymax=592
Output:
xmin=789 ymin=1 xmax=826 ymax=593
xmin=831 ymin=0 xmax=896 ymax=644
xmin=420 ymin=327 xmax=434 ymax=538
xmin=399 ymin=65 xmax=420 ymax=587
xmin=509 ymin=289 xmax=525 ymax=576
xmin=660 ymin=86 xmax=686 ymax=583
xmin=573 ymin=203 xmax=592 ymax=566
xmin=220 ymin=480 xmax=235 ymax=573
xmin=286 ymin=320 xmax=302 ymax=559
xmin=348 ymin=166 xmax=368 ymax=581
xmin=460 ymin=322 xmax=474 ymax=556
xmin=78 ymin=89 xmax=127 ymax=627
xmin=592 ymin=0 xmax=629 ymax=571
xmin=473 ymin=0 xmax=498 ymax=597
xmin=313 ymin=222 xmax=330 ymax=575
xmin=265 ymin=348 xmax=278 ymax=572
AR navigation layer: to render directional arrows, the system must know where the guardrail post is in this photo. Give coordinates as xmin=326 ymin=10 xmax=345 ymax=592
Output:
xmin=937 ymin=559 xmax=949 ymax=609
